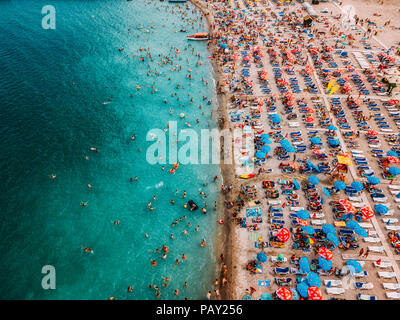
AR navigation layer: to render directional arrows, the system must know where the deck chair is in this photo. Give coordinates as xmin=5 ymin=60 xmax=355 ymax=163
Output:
xmin=386 ymin=292 xmax=400 ymax=299
xmin=326 ymin=287 xmax=345 ymax=295
xmin=357 ymin=293 xmax=377 ymax=300
xmin=374 ymin=261 xmax=392 ymax=268
xmin=364 ymin=237 xmax=380 ymax=243
xmin=378 ymin=272 xmax=396 ymax=279
xmin=368 ymin=246 xmax=385 ymax=253
xmin=354 ymin=282 xmax=374 ymax=290
xmin=323 ymin=279 xmax=342 ymax=287
xmin=383 ymin=283 xmax=400 ymax=290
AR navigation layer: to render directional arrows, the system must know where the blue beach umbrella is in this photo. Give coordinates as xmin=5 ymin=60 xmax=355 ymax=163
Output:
xmin=302 ymin=226 xmax=315 ymax=235
xmin=375 ymin=204 xmax=388 ymax=214
xmin=299 ymin=257 xmax=311 ymax=274
xmin=328 ymin=139 xmax=340 ymax=147
xmin=327 ymin=233 xmax=339 ymax=246
xmin=296 ymin=210 xmax=310 ymax=220
xmin=272 ymin=114 xmax=281 ymax=124
xmin=306 ymin=272 xmax=321 ymax=288
xmin=318 ymin=257 xmax=332 ymax=271
xmin=296 ymin=282 xmax=309 ymax=298
xmin=387 ymin=150 xmax=398 ymax=157
xmin=396 ymin=193 xmax=400 ymax=199
xmin=257 ymin=252 xmax=267 ymax=263
xmin=346 ymin=220 xmax=360 ymax=230
xmin=286 ymin=146 xmax=296 ymax=153
xmin=354 ymin=227 xmax=368 ymax=237
xmin=260 ymin=133 xmax=270 ymax=139
xmin=260 ymin=292 xmax=272 ymax=300
xmin=256 ymin=151 xmax=266 ymax=159
xmin=328 ymin=125 xmax=337 ymax=131
xmin=308 ymin=175 xmax=319 ymax=185
xmin=310 ymin=137 xmax=321 ymax=144
xmin=351 ymin=181 xmax=364 ymax=192
xmin=322 ymin=187 xmax=331 ymax=198
xmin=261 ymin=145 xmax=271 ymax=153
xmin=334 ymin=181 xmax=346 ymax=190
xmin=388 ymin=167 xmax=400 ymax=176
xmin=263 ymin=139 xmax=272 ymax=144
xmin=367 ymin=176 xmax=380 ymax=185
xmin=293 ymin=178 xmax=300 ymax=190
xmin=346 ymin=259 xmax=362 ymax=273
xmin=322 ymin=224 xmax=336 ymax=234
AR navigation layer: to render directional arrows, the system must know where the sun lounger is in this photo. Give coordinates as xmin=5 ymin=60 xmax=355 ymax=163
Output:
xmin=290 ymin=207 xmax=304 ymax=211
xmin=388 ymin=185 xmax=400 ymax=190
xmin=386 ymin=225 xmax=400 ymax=231
xmin=368 ymin=246 xmax=385 ymax=253
xmin=383 ymin=283 xmax=400 ymax=290
xmin=349 ymin=196 xmax=362 ymax=202
xmin=268 ymin=200 xmax=282 ymax=205
xmin=378 ymin=272 xmax=396 ymax=278
xmin=326 ymin=287 xmax=345 ymax=295
xmin=359 ymin=223 xmax=373 ymax=229
xmin=354 ymin=282 xmax=374 ymax=290
xmin=323 ymin=279 xmax=343 ymax=287
xmin=383 ymin=218 xmax=399 ymax=224
xmin=270 ymin=256 xmax=288 ymax=263
xmin=274 ymin=267 xmax=290 ymax=275
xmin=374 ymin=261 xmax=392 ymax=268
xmin=364 ymin=237 xmax=380 ymax=243
xmin=311 ymin=219 xmax=326 ymax=226
xmin=386 ymin=292 xmax=400 ymax=299
xmin=353 ymin=271 xmax=368 ymax=278
xmin=357 ymin=293 xmax=377 ymax=300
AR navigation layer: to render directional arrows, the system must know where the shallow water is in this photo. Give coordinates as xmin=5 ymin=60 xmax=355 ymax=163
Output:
xmin=0 ymin=0 xmax=220 ymax=299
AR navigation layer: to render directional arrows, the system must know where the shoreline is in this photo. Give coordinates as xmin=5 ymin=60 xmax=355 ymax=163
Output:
xmin=189 ymin=0 xmax=237 ymax=300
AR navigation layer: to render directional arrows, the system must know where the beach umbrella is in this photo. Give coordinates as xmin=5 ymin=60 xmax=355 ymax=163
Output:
xmin=307 ymin=286 xmax=323 ymax=300
xmin=302 ymin=226 xmax=315 ymax=235
xmin=276 ymin=287 xmax=293 ymax=300
xmin=289 ymin=288 xmax=299 ymax=301
xmin=257 ymin=252 xmax=267 ymax=263
xmin=346 ymin=259 xmax=362 ymax=273
xmin=322 ymin=224 xmax=335 ymax=235
xmin=308 ymin=175 xmax=319 ymax=185
xmin=306 ymin=272 xmax=321 ymax=288
xmin=310 ymin=137 xmax=321 ymax=144
xmin=367 ymin=176 xmax=380 ymax=185
xmin=322 ymin=187 xmax=331 ymax=198
xmin=256 ymin=151 xmax=266 ymax=159
xmin=328 ymin=125 xmax=337 ymax=131
xmin=318 ymin=257 xmax=332 ymax=271
xmin=354 ymin=226 xmax=368 ymax=238
xmin=328 ymin=139 xmax=340 ymax=147
xmin=260 ymin=145 xmax=271 ymax=153
xmin=297 ymin=218 xmax=309 ymax=226
xmin=346 ymin=220 xmax=360 ymax=230
xmin=367 ymin=129 xmax=378 ymax=136
xmin=334 ymin=181 xmax=346 ymax=190
xmin=351 ymin=181 xmax=364 ymax=192
xmin=304 ymin=235 xmax=315 ymax=244
xmin=293 ymin=178 xmax=300 ymax=190
xmin=326 ymin=233 xmax=339 ymax=246
xmin=277 ymin=253 xmax=285 ymax=263
xmin=260 ymin=292 xmax=273 ymax=300
xmin=375 ymin=204 xmax=388 ymax=215
xmin=276 ymin=228 xmax=290 ymax=242
xmin=299 ymin=257 xmax=311 ymax=274
xmin=296 ymin=210 xmax=310 ymax=220
xmin=296 ymin=282 xmax=309 ymax=298
xmin=397 ymin=193 xmax=400 ymax=199
xmin=361 ymin=206 xmax=374 ymax=220
xmin=260 ymin=133 xmax=270 ymax=139
xmin=387 ymin=150 xmax=398 ymax=157
xmin=388 ymin=156 xmax=399 ymax=164
xmin=388 ymin=167 xmax=400 ymax=176
xmin=318 ymin=247 xmax=333 ymax=260
xmin=272 ymin=114 xmax=281 ymax=124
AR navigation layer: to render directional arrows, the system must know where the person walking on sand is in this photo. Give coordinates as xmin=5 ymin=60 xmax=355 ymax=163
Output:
xmin=359 ymin=248 xmax=364 ymax=257
xmin=364 ymin=248 xmax=370 ymax=258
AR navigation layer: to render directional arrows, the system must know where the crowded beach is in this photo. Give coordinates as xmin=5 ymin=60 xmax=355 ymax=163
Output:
xmin=192 ymin=0 xmax=400 ymax=300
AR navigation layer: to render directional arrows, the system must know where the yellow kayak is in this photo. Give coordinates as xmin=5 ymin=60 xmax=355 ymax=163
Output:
xmin=239 ymin=174 xmax=255 ymax=179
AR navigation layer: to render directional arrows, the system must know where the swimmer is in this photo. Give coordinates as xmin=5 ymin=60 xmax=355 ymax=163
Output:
xmin=145 ymin=233 xmax=149 ymax=238
xmin=195 ymin=225 xmax=199 ymax=232
xmin=170 ymin=233 xmax=174 ymax=239
xmin=80 ymin=201 xmax=88 ymax=207
xmin=88 ymin=184 xmax=92 ymax=188
xmin=182 ymin=191 xmax=186 ymax=198
xmin=175 ymin=289 xmax=179 ymax=296
xmin=162 ymin=254 xmax=167 ymax=259
xmin=183 ymin=203 xmax=187 ymax=209
xmin=183 ymin=230 xmax=187 ymax=235
xmin=151 ymin=260 xmax=157 ymax=266
xmin=82 ymin=246 xmax=93 ymax=254
xmin=128 ymin=286 xmax=133 ymax=293
xmin=182 ymin=253 xmax=186 ymax=260
xmin=170 ymin=200 xmax=175 ymax=204
xmin=50 ymin=174 xmax=56 ymax=179
xmin=114 ymin=220 xmax=120 ymax=226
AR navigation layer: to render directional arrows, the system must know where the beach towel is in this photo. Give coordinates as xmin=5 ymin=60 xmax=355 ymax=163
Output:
xmin=258 ymin=280 xmax=271 ymax=287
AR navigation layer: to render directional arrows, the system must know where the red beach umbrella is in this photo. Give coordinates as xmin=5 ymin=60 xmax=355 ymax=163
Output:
xmin=307 ymin=286 xmax=323 ymax=300
xmin=388 ymin=156 xmax=400 ymax=164
xmin=276 ymin=287 xmax=293 ymax=300
xmin=361 ymin=206 xmax=374 ymax=220
xmin=367 ymin=129 xmax=378 ymax=136
xmin=276 ymin=228 xmax=290 ymax=242
xmin=297 ymin=218 xmax=309 ymax=226
xmin=318 ymin=247 xmax=333 ymax=260
xmin=389 ymin=100 xmax=399 ymax=105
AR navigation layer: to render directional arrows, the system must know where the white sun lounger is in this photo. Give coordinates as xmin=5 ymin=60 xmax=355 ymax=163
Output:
xmin=381 ymin=129 xmax=393 ymax=132
xmin=383 ymin=218 xmax=399 ymax=224
xmin=359 ymin=223 xmax=373 ymax=229
xmin=352 ymin=202 xmax=365 ymax=208
xmin=383 ymin=283 xmax=400 ymax=290
xmin=388 ymin=185 xmax=400 ymax=190
xmin=357 ymin=293 xmax=377 ymax=300
xmin=290 ymin=207 xmax=304 ymax=211
xmin=374 ymin=261 xmax=392 ymax=268
xmin=364 ymin=237 xmax=381 ymax=243
xmin=354 ymin=282 xmax=374 ymax=290
xmin=270 ymin=256 xmax=288 ymax=263
xmin=386 ymin=292 xmax=400 ymax=299
xmin=289 ymin=122 xmax=300 ymax=127
xmin=311 ymin=219 xmax=326 ymax=225
xmin=378 ymin=272 xmax=396 ymax=278
xmin=326 ymin=287 xmax=345 ymax=295
xmin=368 ymin=246 xmax=385 ymax=253
xmin=380 ymin=210 xmax=394 ymax=216
xmin=394 ymin=199 xmax=400 ymax=203
xmin=349 ymin=196 xmax=362 ymax=202
xmin=323 ymin=279 xmax=342 ymax=287
xmin=353 ymin=271 xmax=368 ymax=278
xmin=368 ymin=230 xmax=377 ymax=236
xmin=386 ymin=225 xmax=400 ymax=231
xmin=268 ymin=200 xmax=282 ymax=205
xmin=351 ymin=150 xmax=364 ymax=154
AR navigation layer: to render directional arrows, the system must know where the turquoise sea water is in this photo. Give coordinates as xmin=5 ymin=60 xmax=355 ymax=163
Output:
xmin=0 ymin=0 xmax=220 ymax=299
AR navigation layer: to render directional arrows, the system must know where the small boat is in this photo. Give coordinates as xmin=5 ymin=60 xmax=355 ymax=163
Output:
xmin=239 ymin=174 xmax=256 ymax=179
xmin=187 ymin=32 xmax=209 ymax=41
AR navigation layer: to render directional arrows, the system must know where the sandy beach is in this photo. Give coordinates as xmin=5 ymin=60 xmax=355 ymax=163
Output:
xmin=192 ymin=0 xmax=400 ymax=300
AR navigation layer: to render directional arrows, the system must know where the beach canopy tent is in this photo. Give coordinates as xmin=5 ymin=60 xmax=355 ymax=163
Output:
xmin=346 ymin=259 xmax=362 ymax=273
xmin=318 ymin=257 xmax=332 ymax=271
xmin=367 ymin=176 xmax=381 ymax=185
xmin=299 ymin=257 xmax=311 ymax=273
xmin=351 ymin=181 xmax=364 ymax=192
xmin=257 ymin=252 xmax=268 ymax=263
xmin=308 ymin=175 xmax=319 ymax=185
xmin=306 ymin=272 xmax=321 ymax=288
xmin=318 ymin=247 xmax=333 ymax=260
xmin=271 ymin=114 xmax=281 ymax=124
xmin=334 ymin=181 xmax=346 ymax=190
xmin=297 ymin=282 xmax=309 ymax=298
xmin=296 ymin=210 xmax=310 ymax=220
